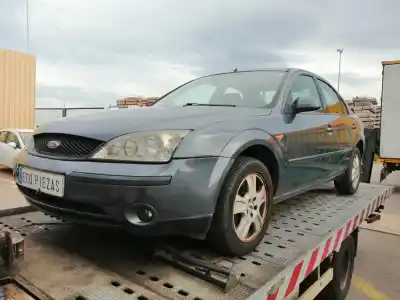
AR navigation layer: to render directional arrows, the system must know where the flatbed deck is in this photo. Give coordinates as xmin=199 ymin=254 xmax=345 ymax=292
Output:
xmin=2 ymin=183 xmax=393 ymax=300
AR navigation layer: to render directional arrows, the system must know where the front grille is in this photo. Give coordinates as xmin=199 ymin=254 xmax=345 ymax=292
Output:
xmin=33 ymin=133 xmax=104 ymax=158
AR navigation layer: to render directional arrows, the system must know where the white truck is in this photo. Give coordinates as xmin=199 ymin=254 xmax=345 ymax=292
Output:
xmin=0 ymin=182 xmax=392 ymax=300
xmin=379 ymin=60 xmax=400 ymax=180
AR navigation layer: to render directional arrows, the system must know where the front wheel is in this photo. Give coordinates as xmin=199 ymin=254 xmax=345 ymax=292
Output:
xmin=334 ymin=148 xmax=362 ymax=195
xmin=207 ymin=157 xmax=273 ymax=256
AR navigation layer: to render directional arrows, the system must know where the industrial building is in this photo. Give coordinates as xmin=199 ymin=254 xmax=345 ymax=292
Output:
xmin=0 ymin=49 xmax=36 ymax=129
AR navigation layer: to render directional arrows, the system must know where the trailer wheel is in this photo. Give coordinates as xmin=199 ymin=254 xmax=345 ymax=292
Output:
xmin=318 ymin=235 xmax=355 ymax=300
xmin=380 ymin=165 xmax=389 ymax=182
xmin=334 ymin=148 xmax=361 ymax=195
xmin=207 ymin=156 xmax=273 ymax=256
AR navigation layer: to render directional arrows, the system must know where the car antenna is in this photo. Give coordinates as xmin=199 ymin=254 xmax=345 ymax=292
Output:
xmin=233 ymin=68 xmax=238 ymax=72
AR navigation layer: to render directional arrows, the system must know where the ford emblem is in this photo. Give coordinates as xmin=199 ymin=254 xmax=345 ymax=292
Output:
xmin=47 ymin=140 xmax=62 ymax=149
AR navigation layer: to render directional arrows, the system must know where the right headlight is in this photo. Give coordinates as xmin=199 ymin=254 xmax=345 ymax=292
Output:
xmin=91 ymin=130 xmax=190 ymax=162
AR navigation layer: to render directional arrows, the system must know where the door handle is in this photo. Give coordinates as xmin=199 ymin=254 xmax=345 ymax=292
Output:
xmin=326 ymin=125 xmax=333 ymax=133
xmin=352 ymin=124 xmax=356 ymax=130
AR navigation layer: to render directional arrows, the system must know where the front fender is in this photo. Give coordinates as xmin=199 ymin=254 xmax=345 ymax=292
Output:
xmin=217 ymin=129 xmax=285 ymax=192
xmin=219 ymin=129 xmax=284 ymax=162
xmin=204 ymin=129 xmax=285 ymax=211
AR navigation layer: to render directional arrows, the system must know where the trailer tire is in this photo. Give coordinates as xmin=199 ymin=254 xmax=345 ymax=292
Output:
xmin=207 ymin=156 xmax=273 ymax=257
xmin=318 ymin=235 xmax=355 ymax=300
xmin=334 ymin=148 xmax=362 ymax=195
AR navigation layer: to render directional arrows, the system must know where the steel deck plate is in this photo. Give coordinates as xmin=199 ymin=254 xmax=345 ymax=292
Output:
xmin=0 ymin=183 xmax=393 ymax=300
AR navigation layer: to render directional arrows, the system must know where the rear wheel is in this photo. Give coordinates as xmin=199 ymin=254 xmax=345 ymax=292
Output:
xmin=334 ymin=148 xmax=361 ymax=195
xmin=207 ymin=157 xmax=273 ymax=256
xmin=317 ymin=235 xmax=355 ymax=300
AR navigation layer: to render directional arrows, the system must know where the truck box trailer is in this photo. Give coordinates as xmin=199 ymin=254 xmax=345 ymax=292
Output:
xmin=373 ymin=60 xmax=400 ymax=180
xmin=347 ymin=61 xmax=400 ymax=183
xmin=0 ymin=182 xmax=392 ymax=300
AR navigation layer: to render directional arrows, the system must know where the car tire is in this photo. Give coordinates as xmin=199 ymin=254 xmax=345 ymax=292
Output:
xmin=207 ymin=156 xmax=273 ymax=256
xmin=334 ymin=148 xmax=362 ymax=195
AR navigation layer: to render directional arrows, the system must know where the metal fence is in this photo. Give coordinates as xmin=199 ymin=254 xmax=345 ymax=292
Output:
xmin=35 ymin=106 xmax=119 ymax=126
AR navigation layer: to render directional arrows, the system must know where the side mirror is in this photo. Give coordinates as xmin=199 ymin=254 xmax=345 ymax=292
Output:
xmin=292 ymin=96 xmax=321 ymax=114
xmin=7 ymin=142 xmax=17 ymax=149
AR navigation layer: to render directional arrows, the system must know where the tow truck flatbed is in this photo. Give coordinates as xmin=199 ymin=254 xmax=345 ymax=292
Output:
xmin=2 ymin=183 xmax=393 ymax=300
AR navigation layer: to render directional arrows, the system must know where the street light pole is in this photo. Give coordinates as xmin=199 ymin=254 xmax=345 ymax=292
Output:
xmin=336 ymin=48 xmax=344 ymax=92
xmin=26 ymin=0 xmax=29 ymax=53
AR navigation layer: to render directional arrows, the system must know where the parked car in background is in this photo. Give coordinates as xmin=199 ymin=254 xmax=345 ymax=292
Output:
xmin=14 ymin=68 xmax=364 ymax=256
xmin=0 ymin=129 xmax=34 ymax=169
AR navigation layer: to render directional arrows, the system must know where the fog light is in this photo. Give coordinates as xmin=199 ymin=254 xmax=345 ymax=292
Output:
xmin=137 ymin=208 xmax=154 ymax=223
xmin=124 ymin=204 xmax=157 ymax=225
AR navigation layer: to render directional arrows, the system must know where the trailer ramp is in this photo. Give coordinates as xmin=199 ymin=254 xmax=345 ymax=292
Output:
xmin=0 ymin=183 xmax=393 ymax=300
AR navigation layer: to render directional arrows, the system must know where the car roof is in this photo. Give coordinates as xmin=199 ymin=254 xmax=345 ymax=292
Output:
xmin=197 ymin=67 xmax=316 ymax=79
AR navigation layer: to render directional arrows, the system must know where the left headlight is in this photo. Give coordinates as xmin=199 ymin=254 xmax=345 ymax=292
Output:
xmin=91 ymin=130 xmax=190 ymax=162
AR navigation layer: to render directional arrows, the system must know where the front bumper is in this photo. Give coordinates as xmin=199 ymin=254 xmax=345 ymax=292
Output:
xmin=15 ymin=150 xmax=233 ymax=238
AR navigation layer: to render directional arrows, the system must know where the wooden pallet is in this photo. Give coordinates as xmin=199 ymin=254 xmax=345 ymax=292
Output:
xmin=346 ymin=97 xmax=381 ymax=129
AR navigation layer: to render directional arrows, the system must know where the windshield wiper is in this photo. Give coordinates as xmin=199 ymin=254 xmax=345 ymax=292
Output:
xmin=183 ymin=103 xmax=237 ymax=107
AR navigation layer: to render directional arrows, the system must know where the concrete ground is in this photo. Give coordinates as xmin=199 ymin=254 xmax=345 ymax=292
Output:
xmin=0 ymin=167 xmax=29 ymax=210
xmin=346 ymin=164 xmax=400 ymax=300
xmin=1 ymin=164 xmax=400 ymax=299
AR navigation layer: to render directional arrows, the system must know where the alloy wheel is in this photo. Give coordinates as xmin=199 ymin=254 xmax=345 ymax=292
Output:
xmin=351 ymin=153 xmax=361 ymax=190
xmin=233 ymin=173 xmax=268 ymax=242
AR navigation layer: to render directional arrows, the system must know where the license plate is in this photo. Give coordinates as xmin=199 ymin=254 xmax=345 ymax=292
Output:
xmin=17 ymin=166 xmax=65 ymax=198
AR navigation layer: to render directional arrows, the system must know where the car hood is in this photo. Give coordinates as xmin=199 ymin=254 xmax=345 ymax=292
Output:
xmin=36 ymin=106 xmax=272 ymax=141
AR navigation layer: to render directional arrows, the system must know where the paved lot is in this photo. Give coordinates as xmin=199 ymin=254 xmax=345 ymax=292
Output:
xmin=1 ymin=164 xmax=400 ymax=299
xmin=0 ymin=167 xmax=29 ymax=210
xmin=348 ymin=164 xmax=400 ymax=300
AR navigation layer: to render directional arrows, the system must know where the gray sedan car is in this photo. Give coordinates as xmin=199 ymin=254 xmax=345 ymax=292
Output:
xmin=14 ymin=68 xmax=364 ymax=256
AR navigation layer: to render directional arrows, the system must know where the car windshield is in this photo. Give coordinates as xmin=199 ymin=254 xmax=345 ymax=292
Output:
xmin=153 ymin=70 xmax=286 ymax=108
xmin=19 ymin=131 xmax=33 ymax=145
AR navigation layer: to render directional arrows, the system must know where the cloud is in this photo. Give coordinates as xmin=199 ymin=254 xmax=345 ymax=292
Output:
xmin=1 ymin=0 xmax=400 ymax=109
xmin=0 ymin=0 xmax=26 ymax=51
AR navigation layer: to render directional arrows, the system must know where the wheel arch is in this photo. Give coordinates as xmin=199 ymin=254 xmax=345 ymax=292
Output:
xmin=356 ymin=139 xmax=364 ymax=157
xmin=217 ymin=130 xmax=284 ymax=198
xmin=235 ymin=144 xmax=280 ymax=195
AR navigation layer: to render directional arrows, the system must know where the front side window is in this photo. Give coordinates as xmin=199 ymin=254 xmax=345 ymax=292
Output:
xmin=153 ymin=71 xmax=286 ymax=108
xmin=0 ymin=132 xmax=7 ymax=143
xmin=288 ymin=75 xmax=322 ymax=107
xmin=18 ymin=131 xmax=33 ymax=145
xmin=6 ymin=132 xmax=21 ymax=148
xmin=317 ymin=79 xmax=348 ymax=114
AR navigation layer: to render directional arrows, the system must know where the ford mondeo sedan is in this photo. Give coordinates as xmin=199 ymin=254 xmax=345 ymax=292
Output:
xmin=14 ymin=68 xmax=364 ymax=256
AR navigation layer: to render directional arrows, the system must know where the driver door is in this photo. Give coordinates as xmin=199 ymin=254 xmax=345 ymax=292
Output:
xmin=281 ymin=74 xmax=332 ymax=191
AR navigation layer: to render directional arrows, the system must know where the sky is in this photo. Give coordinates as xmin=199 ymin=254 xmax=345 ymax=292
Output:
xmin=1 ymin=0 xmax=400 ymax=110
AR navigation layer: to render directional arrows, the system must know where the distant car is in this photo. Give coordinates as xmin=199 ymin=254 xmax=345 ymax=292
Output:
xmin=0 ymin=129 xmax=33 ymax=169
xmin=14 ymin=69 xmax=364 ymax=256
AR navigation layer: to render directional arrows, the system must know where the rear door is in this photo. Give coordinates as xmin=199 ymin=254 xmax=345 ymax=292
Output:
xmin=316 ymin=78 xmax=354 ymax=175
